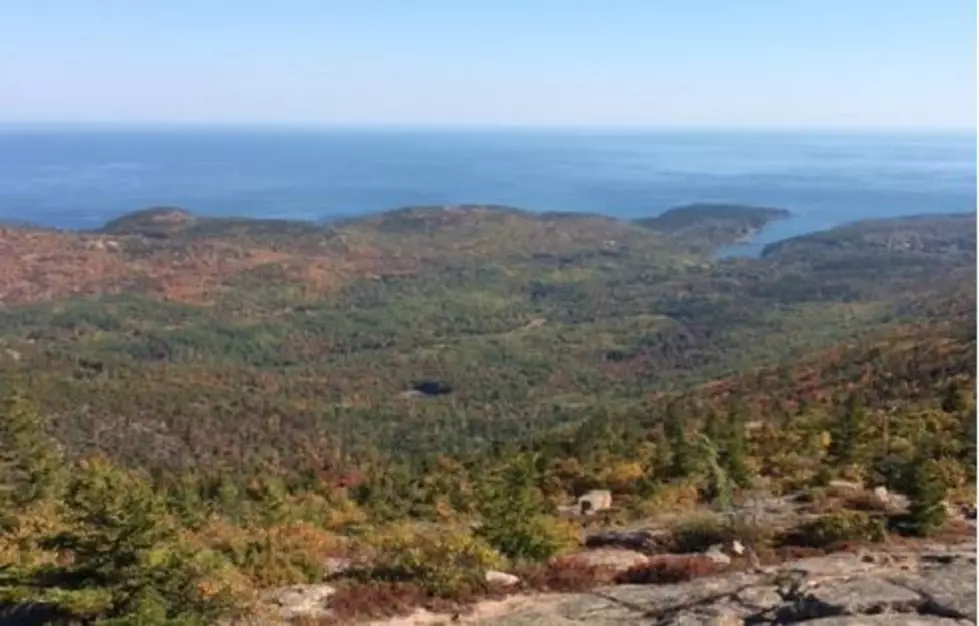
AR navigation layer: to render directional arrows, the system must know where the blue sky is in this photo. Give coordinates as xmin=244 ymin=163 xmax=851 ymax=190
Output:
xmin=1 ymin=0 xmax=975 ymax=128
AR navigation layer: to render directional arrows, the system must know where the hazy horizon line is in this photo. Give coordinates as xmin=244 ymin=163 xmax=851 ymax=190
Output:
xmin=0 ymin=120 xmax=975 ymax=135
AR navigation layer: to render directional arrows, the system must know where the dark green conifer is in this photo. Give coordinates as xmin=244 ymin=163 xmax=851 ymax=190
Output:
xmin=904 ymin=456 xmax=949 ymax=536
xmin=721 ymin=400 xmax=750 ymax=487
xmin=0 ymin=390 xmax=60 ymax=507
xmin=828 ymin=392 xmax=867 ymax=466
xmin=664 ymin=401 xmax=694 ymax=478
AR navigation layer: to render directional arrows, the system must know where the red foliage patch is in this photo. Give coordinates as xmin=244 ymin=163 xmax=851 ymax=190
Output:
xmin=321 ymin=581 xmax=482 ymax=625
xmin=516 ymin=559 xmax=615 ymax=592
xmin=614 ymin=555 xmax=720 ymax=585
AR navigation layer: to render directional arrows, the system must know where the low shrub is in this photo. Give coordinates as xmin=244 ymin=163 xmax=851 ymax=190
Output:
xmin=615 ymin=555 xmax=719 ymax=585
xmin=842 ymin=490 xmax=889 ymax=513
xmin=516 ymin=559 xmax=614 ymax=591
xmin=670 ymin=514 xmax=734 ymax=553
xmin=476 ymin=514 xmax=580 ymax=562
xmin=355 ymin=524 xmax=505 ymax=598
xmin=785 ymin=510 xmax=887 ymax=549
xmin=670 ymin=513 xmax=773 ymax=553
xmin=643 ymin=481 xmax=702 ymax=513
xmin=186 ymin=515 xmax=349 ymax=589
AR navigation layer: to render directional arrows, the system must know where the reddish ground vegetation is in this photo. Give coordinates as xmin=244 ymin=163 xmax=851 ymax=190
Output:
xmin=321 ymin=581 xmax=477 ymax=624
xmin=0 ymin=227 xmax=402 ymax=306
xmin=614 ymin=555 xmax=720 ymax=585
xmin=516 ymin=559 xmax=616 ymax=591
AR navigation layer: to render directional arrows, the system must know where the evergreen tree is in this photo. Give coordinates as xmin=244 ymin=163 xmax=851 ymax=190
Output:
xmin=698 ymin=434 xmax=732 ymax=511
xmin=475 ymin=452 xmax=571 ymax=560
xmin=38 ymin=457 xmax=231 ymax=622
xmin=0 ymin=390 xmax=60 ymax=507
xmin=663 ymin=401 xmax=694 ymax=478
xmin=720 ymin=400 xmax=750 ymax=487
xmin=828 ymin=392 xmax=867 ymax=466
xmin=904 ymin=456 xmax=949 ymax=536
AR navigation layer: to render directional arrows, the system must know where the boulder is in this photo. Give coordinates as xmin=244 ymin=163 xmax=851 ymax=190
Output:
xmin=584 ymin=527 xmax=670 ymax=552
xmin=828 ymin=479 xmax=864 ymax=493
xmin=704 ymin=544 xmax=732 ymax=566
xmin=263 ymin=584 xmax=335 ymax=620
xmin=557 ymin=548 xmax=650 ymax=574
xmin=577 ymin=490 xmax=613 ymax=514
xmin=485 ymin=570 xmax=521 ymax=587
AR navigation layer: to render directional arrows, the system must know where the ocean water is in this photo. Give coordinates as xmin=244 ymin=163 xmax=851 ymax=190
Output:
xmin=0 ymin=127 xmax=974 ymax=250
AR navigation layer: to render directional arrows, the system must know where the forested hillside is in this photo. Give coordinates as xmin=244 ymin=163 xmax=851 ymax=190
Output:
xmin=0 ymin=204 xmax=974 ymax=624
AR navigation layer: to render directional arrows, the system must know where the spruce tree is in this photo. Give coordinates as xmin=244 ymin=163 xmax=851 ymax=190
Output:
xmin=0 ymin=390 xmax=60 ymax=508
xmin=39 ymin=457 xmax=229 ymax=622
xmin=698 ymin=434 xmax=732 ymax=511
xmin=904 ymin=456 xmax=949 ymax=536
xmin=721 ymin=400 xmax=750 ymax=487
xmin=828 ymin=392 xmax=867 ymax=466
xmin=475 ymin=452 xmax=568 ymax=560
xmin=664 ymin=401 xmax=694 ymax=478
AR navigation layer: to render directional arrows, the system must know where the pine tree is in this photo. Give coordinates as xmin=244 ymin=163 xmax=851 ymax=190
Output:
xmin=720 ymin=400 xmax=750 ymax=487
xmin=0 ymin=390 xmax=60 ymax=508
xmin=39 ymin=457 xmax=230 ymax=622
xmin=904 ymin=456 xmax=949 ymax=536
xmin=664 ymin=401 xmax=694 ymax=478
xmin=698 ymin=434 xmax=732 ymax=511
xmin=828 ymin=393 xmax=867 ymax=466
xmin=475 ymin=452 xmax=572 ymax=560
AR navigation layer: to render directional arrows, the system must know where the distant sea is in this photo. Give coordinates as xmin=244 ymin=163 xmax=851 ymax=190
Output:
xmin=0 ymin=126 xmax=974 ymax=253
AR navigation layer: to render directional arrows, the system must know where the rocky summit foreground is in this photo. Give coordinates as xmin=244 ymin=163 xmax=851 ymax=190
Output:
xmin=364 ymin=543 xmax=976 ymax=626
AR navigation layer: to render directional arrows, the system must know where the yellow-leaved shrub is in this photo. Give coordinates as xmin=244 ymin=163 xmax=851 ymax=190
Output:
xmin=357 ymin=523 xmax=506 ymax=597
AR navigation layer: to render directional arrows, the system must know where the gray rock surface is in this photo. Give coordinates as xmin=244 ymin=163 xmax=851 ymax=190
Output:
xmin=894 ymin=558 xmax=978 ymax=621
xmin=558 ymin=547 xmax=650 ymax=573
xmin=261 ymin=584 xmax=335 ymax=621
xmin=247 ymin=541 xmax=976 ymax=625
xmin=802 ymin=617 xmax=972 ymax=625
xmin=485 ymin=570 xmax=521 ymax=587
xmin=387 ymin=542 xmax=977 ymax=626
xmin=783 ymin=577 xmax=925 ymax=621
xmin=584 ymin=527 xmax=672 ymax=552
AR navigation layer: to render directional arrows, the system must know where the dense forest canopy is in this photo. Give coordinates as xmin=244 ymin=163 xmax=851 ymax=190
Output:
xmin=0 ymin=204 xmax=972 ymax=471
